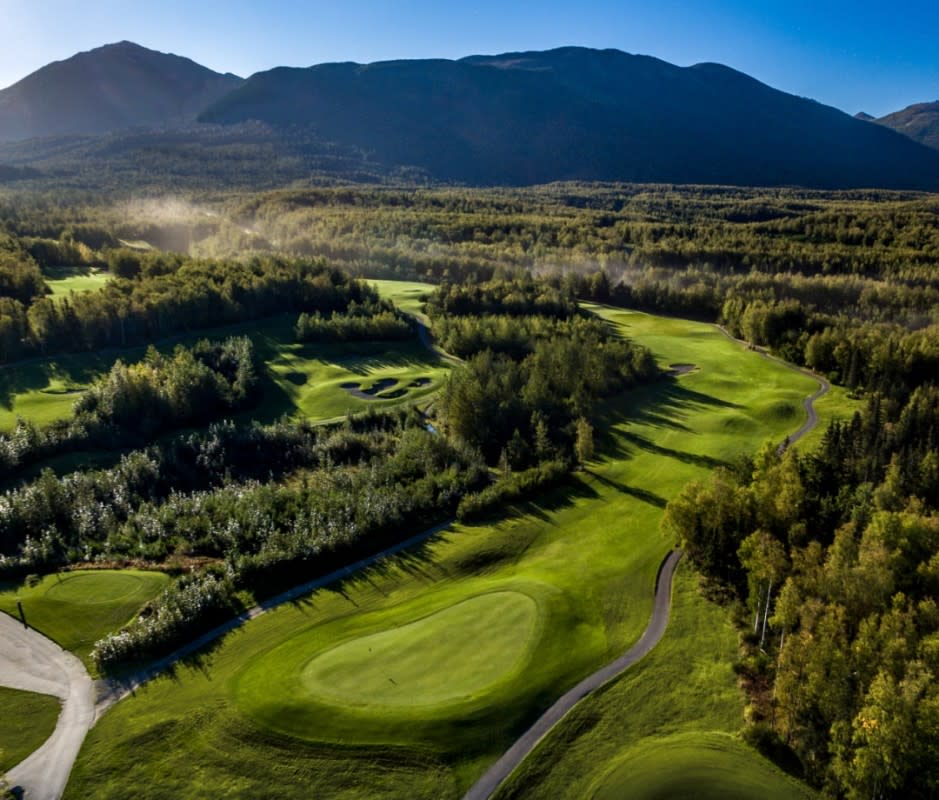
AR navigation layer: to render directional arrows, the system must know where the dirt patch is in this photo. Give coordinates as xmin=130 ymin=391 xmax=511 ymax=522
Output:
xmin=669 ymin=363 xmax=697 ymax=376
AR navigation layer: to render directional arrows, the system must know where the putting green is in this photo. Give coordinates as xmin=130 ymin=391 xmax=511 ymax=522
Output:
xmin=66 ymin=298 xmax=838 ymax=798
xmin=44 ymin=572 xmax=149 ymax=604
xmin=301 ymin=591 xmax=538 ymax=708
xmin=591 ymin=732 xmax=811 ymax=800
xmin=0 ymin=570 xmax=170 ymax=670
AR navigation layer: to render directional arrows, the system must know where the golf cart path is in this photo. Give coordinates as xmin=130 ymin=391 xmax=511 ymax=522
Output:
xmin=462 ymin=550 xmax=682 ymax=800
xmin=462 ymin=332 xmax=831 ymax=800
xmin=94 ymin=520 xmax=454 ymax=716
xmin=714 ymin=325 xmax=830 ymax=449
xmin=0 ymin=612 xmax=95 ymax=800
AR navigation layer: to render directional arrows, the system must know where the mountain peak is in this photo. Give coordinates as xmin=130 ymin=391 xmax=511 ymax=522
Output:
xmin=0 ymin=42 xmax=242 ymax=142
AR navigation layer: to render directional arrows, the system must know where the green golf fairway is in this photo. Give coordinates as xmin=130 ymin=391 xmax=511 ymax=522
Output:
xmin=300 ymin=592 xmax=537 ymax=708
xmin=66 ymin=299 xmax=843 ymax=798
xmin=43 ymin=267 xmax=111 ymax=300
xmin=0 ymin=686 xmax=60 ymax=772
xmin=0 ymin=570 xmax=170 ymax=669
xmin=591 ymin=732 xmax=811 ymax=800
xmin=0 ymin=311 xmax=449 ymax=433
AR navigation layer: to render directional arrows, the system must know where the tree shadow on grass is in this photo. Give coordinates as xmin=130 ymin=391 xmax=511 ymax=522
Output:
xmin=587 ymin=471 xmax=667 ymax=508
xmin=617 ymin=430 xmax=728 ymax=470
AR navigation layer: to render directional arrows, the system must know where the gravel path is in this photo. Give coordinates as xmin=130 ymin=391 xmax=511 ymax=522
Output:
xmin=0 ymin=612 xmax=95 ymax=800
xmin=463 ymin=550 xmax=684 ymax=800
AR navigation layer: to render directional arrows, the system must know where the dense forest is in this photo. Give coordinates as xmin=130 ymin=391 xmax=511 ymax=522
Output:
xmin=663 ymin=390 xmax=939 ymax=798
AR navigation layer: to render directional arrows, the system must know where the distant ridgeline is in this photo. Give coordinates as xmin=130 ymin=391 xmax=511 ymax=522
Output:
xmin=0 ymin=43 xmax=937 ymax=190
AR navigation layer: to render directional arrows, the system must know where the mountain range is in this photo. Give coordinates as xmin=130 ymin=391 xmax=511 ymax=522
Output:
xmin=858 ymin=103 xmax=939 ymax=152
xmin=0 ymin=42 xmax=937 ymax=190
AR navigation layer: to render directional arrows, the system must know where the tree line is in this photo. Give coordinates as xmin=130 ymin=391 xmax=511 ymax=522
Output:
xmin=0 ymin=336 xmax=258 ymax=480
xmin=662 ymin=386 xmax=939 ymax=799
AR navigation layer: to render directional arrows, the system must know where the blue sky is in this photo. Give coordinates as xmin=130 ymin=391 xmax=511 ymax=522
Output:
xmin=1 ymin=0 xmax=937 ymax=116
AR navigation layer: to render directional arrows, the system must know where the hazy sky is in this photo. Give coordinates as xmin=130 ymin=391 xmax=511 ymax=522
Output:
xmin=1 ymin=0 xmax=937 ymax=117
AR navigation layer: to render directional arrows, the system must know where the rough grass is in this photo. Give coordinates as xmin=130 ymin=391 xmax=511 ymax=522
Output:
xmin=494 ymin=563 xmax=814 ymax=799
xmin=65 ymin=302 xmax=834 ymax=799
xmin=0 ymin=570 xmax=170 ymax=670
xmin=0 ymin=312 xmax=449 ymax=433
xmin=43 ymin=266 xmax=112 ymax=300
xmin=0 ymin=686 xmax=60 ymax=772
xmin=590 ymin=731 xmax=812 ymax=800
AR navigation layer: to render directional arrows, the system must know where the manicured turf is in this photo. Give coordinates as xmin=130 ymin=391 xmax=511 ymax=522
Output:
xmin=43 ymin=267 xmax=112 ymax=300
xmin=369 ymin=280 xmax=433 ymax=319
xmin=0 ymin=312 xmax=449 ymax=432
xmin=65 ymin=302 xmax=830 ymax=799
xmin=300 ymin=591 xmax=537 ymax=708
xmin=0 ymin=570 xmax=171 ymax=669
xmin=494 ymin=565 xmax=814 ymax=800
xmin=0 ymin=686 xmax=60 ymax=773
xmin=590 ymin=732 xmax=809 ymax=800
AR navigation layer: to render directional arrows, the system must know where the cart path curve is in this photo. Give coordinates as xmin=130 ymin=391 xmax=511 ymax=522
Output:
xmin=0 ymin=611 xmax=95 ymax=800
xmin=93 ymin=520 xmax=454 ymax=716
xmin=713 ymin=325 xmax=830 ymax=450
xmin=463 ymin=550 xmax=683 ymax=800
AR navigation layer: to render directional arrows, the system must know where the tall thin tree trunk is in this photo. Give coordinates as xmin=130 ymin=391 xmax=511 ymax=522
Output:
xmin=760 ymin=579 xmax=773 ymax=647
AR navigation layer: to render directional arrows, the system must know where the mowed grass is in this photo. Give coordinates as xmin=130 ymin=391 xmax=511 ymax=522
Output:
xmin=369 ymin=279 xmax=433 ymax=319
xmin=495 ymin=565 xmax=814 ymax=800
xmin=0 ymin=686 xmax=60 ymax=772
xmin=43 ymin=266 xmax=112 ymax=300
xmin=0 ymin=312 xmax=449 ymax=433
xmin=0 ymin=570 xmax=170 ymax=669
xmin=591 ymin=732 xmax=810 ymax=800
xmin=65 ymin=303 xmax=830 ymax=799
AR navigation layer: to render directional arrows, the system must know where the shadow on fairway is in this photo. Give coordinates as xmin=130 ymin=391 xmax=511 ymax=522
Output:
xmin=588 ymin=471 xmax=667 ymax=508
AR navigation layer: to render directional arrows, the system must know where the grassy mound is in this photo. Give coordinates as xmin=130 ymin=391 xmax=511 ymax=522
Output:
xmin=302 ymin=592 xmax=537 ymax=708
xmin=65 ymin=300 xmax=843 ymax=799
xmin=590 ymin=732 xmax=811 ymax=800
xmin=0 ymin=570 xmax=170 ymax=668
xmin=0 ymin=686 xmax=60 ymax=772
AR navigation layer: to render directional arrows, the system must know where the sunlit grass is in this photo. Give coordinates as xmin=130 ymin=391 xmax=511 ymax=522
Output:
xmin=66 ymin=299 xmax=832 ymax=799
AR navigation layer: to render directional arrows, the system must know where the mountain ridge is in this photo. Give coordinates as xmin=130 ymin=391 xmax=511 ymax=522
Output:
xmin=0 ymin=42 xmax=937 ymax=190
xmin=873 ymin=101 xmax=939 ymax=152
xmin=0 ymin=41 xmax=242 ymax=141
xmin=199 ymin=46 xmax=939 ymax=189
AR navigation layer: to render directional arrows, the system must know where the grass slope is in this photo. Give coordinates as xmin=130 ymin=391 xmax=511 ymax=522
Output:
xmin=0 ymin=686 xmax=60 ymax=772
xmin=43 ymin=267 xmax=112 ymax=300
xmin=0 ymin=312 xmax=449 ymax=433
xmin=495 ymin=564 xmax=814 ymax=799
xmin=65 ymin=303 xmax=834 ymax=799
xmin=0 ymin=570 xmax=170 ymax=669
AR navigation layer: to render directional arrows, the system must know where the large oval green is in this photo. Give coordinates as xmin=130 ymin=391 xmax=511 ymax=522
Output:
xmin=300 ymin=590 xmax=538 ymax=708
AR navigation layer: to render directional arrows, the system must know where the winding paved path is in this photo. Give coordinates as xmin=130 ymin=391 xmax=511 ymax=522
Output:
xmin=462 ymin=550 xmax=683 ymax=800
xmin=461 ymin=330 xmax=832 ymax=800
xmin=2 ymin=318 xmax=831 ymax=799
xmin=0 ymin=612 xmax=94 ymax=800
xmin=713 ymin=325 xmax=831 ymax=450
